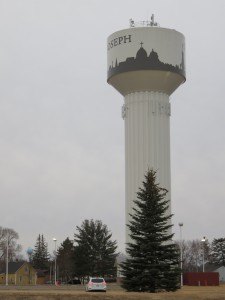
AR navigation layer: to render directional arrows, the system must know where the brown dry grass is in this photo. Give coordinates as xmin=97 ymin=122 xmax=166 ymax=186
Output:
xmin=0 ymin=284 xmax=225 ymax=300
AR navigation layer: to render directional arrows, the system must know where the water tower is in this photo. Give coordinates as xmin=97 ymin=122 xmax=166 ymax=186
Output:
xmin=107 ymin=16 xmax=186 ymax=244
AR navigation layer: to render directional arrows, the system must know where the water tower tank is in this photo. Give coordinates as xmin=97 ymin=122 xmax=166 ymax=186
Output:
xmin=107 ymin=20 xmax=186 ymax=244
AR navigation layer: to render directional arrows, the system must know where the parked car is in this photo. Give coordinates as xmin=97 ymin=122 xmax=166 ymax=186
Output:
xmin=67 ymin=278 xmax=81 ymax=285
xmin=45 ymin=281 xmax=53 ymax=284
xmin=104 ymin=277 xmax=117 ymax=283
xmin=85 ymin=277 xmax=107 ymax=292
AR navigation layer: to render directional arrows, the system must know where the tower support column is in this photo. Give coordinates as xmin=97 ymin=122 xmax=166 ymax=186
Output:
xmin=124 ymin=91 xmax=171 ymax=244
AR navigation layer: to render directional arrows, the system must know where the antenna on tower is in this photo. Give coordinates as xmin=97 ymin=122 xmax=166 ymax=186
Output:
xmin=129 ymin=15 xmax=159 ymax=28
xmin=129 ymin=18 xmax=135 ymax=27
xmin=150 ymin=14 xmax=158 ymax=26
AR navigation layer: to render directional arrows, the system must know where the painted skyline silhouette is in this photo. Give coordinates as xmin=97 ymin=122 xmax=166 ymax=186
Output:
xmin=108 ymin=44 xmax=185 ymax=79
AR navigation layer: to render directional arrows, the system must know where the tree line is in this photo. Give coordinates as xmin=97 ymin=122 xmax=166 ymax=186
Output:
xmin=1 ymin=169 xmax=225 ymax=292
xmin=29 ymin=219 xmax=117 ymax=282
xmin=1 ymin=224 xmax=224 ymax=282
xmin=0 ymin=221 xmax=117 ymax=282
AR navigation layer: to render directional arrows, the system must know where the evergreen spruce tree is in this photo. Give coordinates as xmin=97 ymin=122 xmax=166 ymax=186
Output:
xmin=74 ymin=219 xmax=117 ymax=277
xmin=57 ymin=238 xmax=75 ymax=281
xmin=32 ymin=234 xmax=50 ymax=269
xmin=121 ymin=169 xmax=180 ymax=292
xmin=210 ymin=238 xmax=225 ymax=266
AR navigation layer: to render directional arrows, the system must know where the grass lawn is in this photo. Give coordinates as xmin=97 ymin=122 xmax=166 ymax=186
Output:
xmin=0 ymin=284 xmax=225 ymax=299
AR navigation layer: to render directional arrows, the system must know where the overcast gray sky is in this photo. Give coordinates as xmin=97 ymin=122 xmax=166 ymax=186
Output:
xmin=0 ymin=0 xmax=224 ymax=256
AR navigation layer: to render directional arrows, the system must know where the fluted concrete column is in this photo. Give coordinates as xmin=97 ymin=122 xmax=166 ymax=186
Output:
xmin=124 ymin=91 xmax=171 ymax=244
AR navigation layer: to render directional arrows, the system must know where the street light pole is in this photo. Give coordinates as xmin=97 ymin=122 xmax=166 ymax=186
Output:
xmin=53 ymin=238 xmax=57 ymax=285
xmin=6 ymin=233 xmax=8 ymax=286
xmin=201 ymin=236 xmax=206 ymax=272
xmin=178 ymin=222 xmax=183 ymax=287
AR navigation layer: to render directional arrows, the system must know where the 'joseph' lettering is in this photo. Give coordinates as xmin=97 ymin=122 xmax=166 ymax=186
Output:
xmin=107 ymin=35 xmax=132 ymax=50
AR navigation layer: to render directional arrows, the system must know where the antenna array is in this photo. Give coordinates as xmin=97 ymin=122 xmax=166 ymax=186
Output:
xmin=129 ymin=14 xmax=159 ymax=28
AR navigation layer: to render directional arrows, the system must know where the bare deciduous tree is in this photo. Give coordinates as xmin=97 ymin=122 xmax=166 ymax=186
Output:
xmin=0 ymin=226 xmax=22 ymax=263
xmin=175 ymin=239 xmax=211 ymax=272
